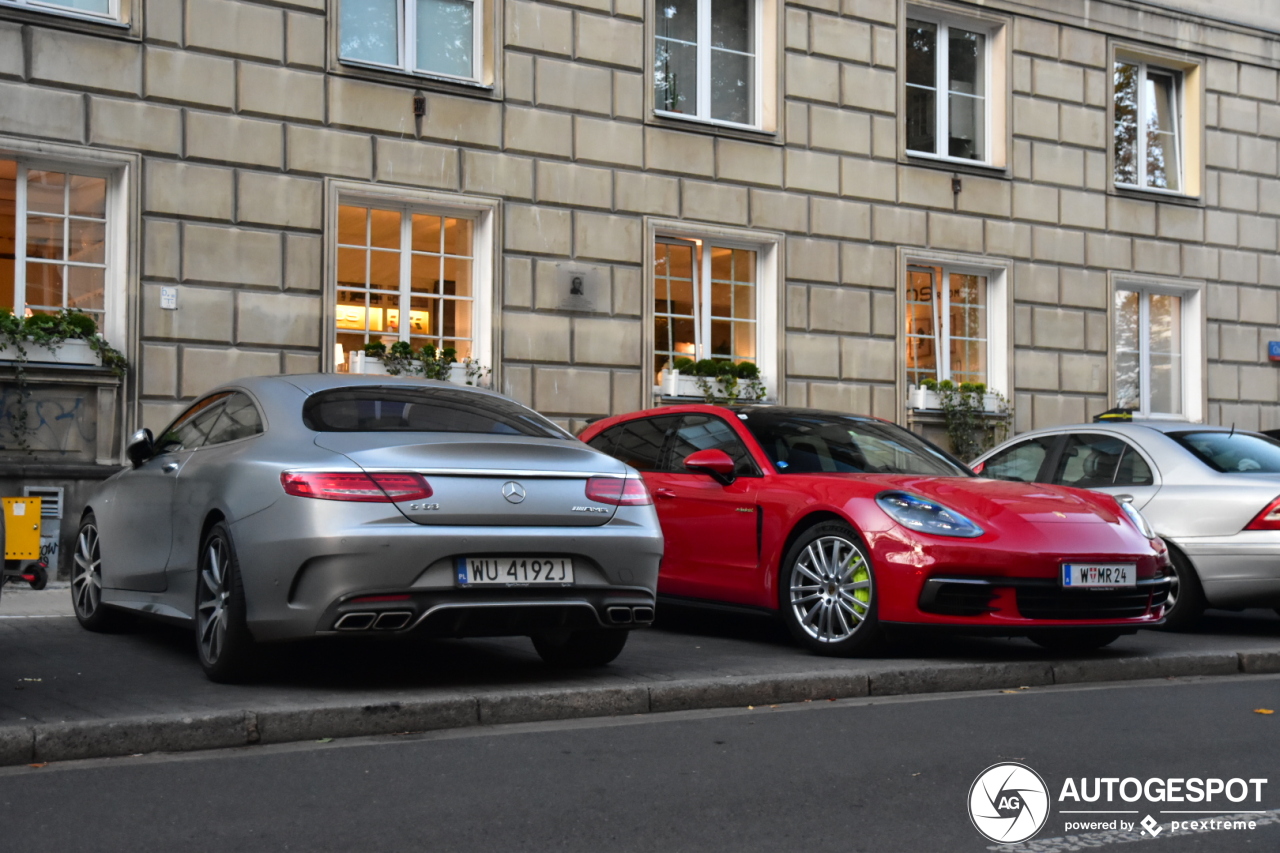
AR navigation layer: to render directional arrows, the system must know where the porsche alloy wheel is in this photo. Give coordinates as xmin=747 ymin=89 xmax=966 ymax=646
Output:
xmin=195 ymin=522 xmax=257 ymax=683
xmin=781 ymin=522 xmax=880 ymax=656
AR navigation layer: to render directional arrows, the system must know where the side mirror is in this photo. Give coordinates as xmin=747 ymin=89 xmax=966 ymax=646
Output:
xmin=126 ymin=428 xmax=155 ymax=468
xmin=683 ymin=448 xmax=736 ymax=485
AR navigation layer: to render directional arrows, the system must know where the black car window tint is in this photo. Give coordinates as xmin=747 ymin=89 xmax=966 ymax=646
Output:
xmin=585 ymin=425 xmax=621 ymax=456
xmin=155 ymin=393 xmax=231 ymax=454
xmin=741 ymin=411 xmax=969 ymax=476
xmin=610 ymin=417 xmax=680 ymax=471
xmin=202 ymin=394 xmax=265 ymax=446
xmin=1170 ymin=431 xmax=1280 ymax=474
xmin=1113 ymin=444 xmax=1155 ymax=486
xmin=983 ymin=437 xmax=1053 ymax=482
xmin=303 ymin=387 xmax=571 ymax=438
xmin=666 ymin=415 xmax=759 ymax=476
xmin=1053 ymin=434 xmax=1128 ymax=488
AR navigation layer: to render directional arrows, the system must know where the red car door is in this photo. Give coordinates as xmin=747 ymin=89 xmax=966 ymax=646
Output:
xmin=647 ymin=414 xmax=761 ymax=604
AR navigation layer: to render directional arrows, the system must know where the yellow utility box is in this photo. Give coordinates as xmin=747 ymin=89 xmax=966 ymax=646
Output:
xmin=3 ymin=497 xmax=43 ymax=560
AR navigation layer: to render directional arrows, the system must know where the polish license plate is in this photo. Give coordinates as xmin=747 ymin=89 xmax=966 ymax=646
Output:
xmin=1061 ymin=563 xmax=1136 ymax=588
xmin=457 ymin=557 xmax=574 ymax=586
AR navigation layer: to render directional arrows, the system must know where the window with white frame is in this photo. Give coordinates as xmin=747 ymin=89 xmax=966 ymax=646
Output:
xmin=651 ymin=229 xmax=778 ymax=396
xmin=904 ymin=260 xmax=1007 ymax=393
xmin=1113 ymin=58 xmax=1184 ymax=192
xmin=1 ymin=158 xmax=120 ymax=340
xmin=905 ymin=12 xmax=994 ymax=163
xmin=0 ymin=0 xmax=120 ymax=21
xmin=654 ymin=0 xmax=760 ymax=127
xmin=334 ymin=200 xmax=492 ymax=372
xmin=339 ymin=0 xmax=483 ymax=81
xmin=1114 ymin=283 xmax=1201 ymax=419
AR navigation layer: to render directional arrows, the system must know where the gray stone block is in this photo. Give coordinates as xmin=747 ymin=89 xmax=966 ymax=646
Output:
xmin=256 ymin=697 xmax=478 ymax=744
xmin=0 ymin=726 xmax=33 ymax=767
xmin=649 ymin=672 xmax=869 ymax=713
xmin=33 ymin=712 xmax=248 ymax=763
xmin=1238 ymin=650 xmax=1280 ymax=673
xmin=869 ymin=662 xmax=1054 ymax=696
xmin=476 ymin=685 xmax=649 ymax=725
xmin=1051 ymin=652 xmax=1239 ymax=685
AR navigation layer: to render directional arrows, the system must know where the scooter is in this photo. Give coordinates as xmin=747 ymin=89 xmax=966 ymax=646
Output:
xmin=1 ymin=557 xmax=49 ymax=591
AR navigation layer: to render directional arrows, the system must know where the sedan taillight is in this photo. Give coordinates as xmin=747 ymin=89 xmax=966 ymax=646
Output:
xmin=281 ymin=472 xmax=432 ymax=502
xmin=1245 ymin=496 xmax=1280 ymax=530
xmin=585 ymin=477 xmax=652 ymax=506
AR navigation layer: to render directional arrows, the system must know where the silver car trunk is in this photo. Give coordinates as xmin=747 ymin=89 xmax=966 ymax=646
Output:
xmin=314 ymin=434 xmax=627 ymax=526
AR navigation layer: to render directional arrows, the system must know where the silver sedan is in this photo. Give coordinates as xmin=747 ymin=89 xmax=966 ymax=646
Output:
xmin=72 ymin=375 xmax=663 ymax=681
xmin=972 ymin=422 xmax=1280 ymax=629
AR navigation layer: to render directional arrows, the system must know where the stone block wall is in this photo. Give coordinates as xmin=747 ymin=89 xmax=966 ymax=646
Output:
xmin=1 ymin=0 xmax=1279 ymax=437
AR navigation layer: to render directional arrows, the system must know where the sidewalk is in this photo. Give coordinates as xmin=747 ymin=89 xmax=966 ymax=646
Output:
xmin=2 ymin=587 xmax=1278 ymax=765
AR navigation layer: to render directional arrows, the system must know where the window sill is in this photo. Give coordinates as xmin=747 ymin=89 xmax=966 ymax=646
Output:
xmin=648 ymin=112 xmax=780 ymax=145
xmin=0 ymin=2 xmax=134 ymax=37
xmin=331 ymin=59 xmax=499 ymax=100
xmin=902 ymin=151 xmax=1010 ymax=179
xmin=1110 ymin=184 xmax=1202 ymax=206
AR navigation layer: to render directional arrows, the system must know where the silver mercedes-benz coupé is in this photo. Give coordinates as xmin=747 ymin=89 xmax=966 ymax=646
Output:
xmin=72 ymin=375 xmax=663 ymax=681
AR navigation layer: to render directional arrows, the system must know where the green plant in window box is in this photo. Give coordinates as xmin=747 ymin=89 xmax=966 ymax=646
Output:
xmin=920 ymin=378 xmax=1011 ymax=461
xmin=0 ymin=308 xmax=129 ymax=454
xmin=362 ymin=341 xmax=387 ymax=359
xmin=678 ymin=358 xmax=766 ymax=405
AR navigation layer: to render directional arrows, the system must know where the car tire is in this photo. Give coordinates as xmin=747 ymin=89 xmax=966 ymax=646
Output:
xmin=70 ymin=513 xmax=126 ymax=633
xmin=1027 ymin=629 xmax=1122 ymax=653
xmin=1160 ymin=546 xmax=1206 ymax=632
xmin=532 ymin=628 xmax=629 ymax=667
xmin=779 ymin=521 xmax=881 ymax=657
xmin=195 ymin=522 xmax=258 ymax=683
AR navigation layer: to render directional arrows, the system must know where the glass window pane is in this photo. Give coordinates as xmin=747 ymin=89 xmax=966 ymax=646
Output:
xmin=906 ymin=20 xmax=936 ymax=87
xmin=410 ymin=253 xmax=441 ymax=294
xmin=657 ymin=0 xmax=698 ymax=44
xmin=1113 ymin=61 xmax=1139 ymax=186
xmin=1149 ymin=293 xmax=1181 ymax=357
xmin=710 ymin=0 xmax=749 ymax=52
xmin=49 ymin=0 xmax=111 ymax=13
xmin=442 ymin=217 xmax=472 ymax=256
xmin=67 ymin=266 xmax=104 ymax=311
xmin=368 ymin=248 xmax=400 ymax=290
xmin=68 ymin=219 xmax=105 ymax=264
xmin=1144 ymin=71 xmax=1180 ymax=191
xmin=336 ymin=290 xmax=369 ymax=331
xmin=442 ymin=257 xmax=472 ymax=298
xmin=369 ymin=208 xmax=400 ymax=249
xmin=948 ymin=29 xmax=984 ymax=96
xmin=948 ymin=93 xmax=984 ymax=160
xmin=68 ymin=174 xmax=106 ymax=218
xmin=26 ymin=215 xmax=63 ymax=260
xmin=406 ymin=294 xmax=436 ymax=338
xmin=340 ymin=0 xmax=400 ymax=66
xmin=26 ymin=171 xmax=65 ymax=215
xmin=982 ymin=436 xmax=1053 ymax=482
xmin=337 ymin=247 xmax=367 ymax=288
xmin=906 ymin=87 xmax=937 ymax=154
xmin=1149 ymin=353 xmax=1181 ymax=414
xmin=1053 ymin=434 xmax=1127 ymax=488
xmin=655 ymin=39 xmax=697 ymax=113
xmin=25 ymin=263 xmax=63 ymax=309
xmin=411 ymin=213 xmax=443 ymax=253
xmin=0 ymin=161 xmax=12 ymax=311
xmin=710 ymin=50 xmax=752 ymax=124
xmin=905 ymin=266 xmax=938 ymax=386
xmin=442 ymin=297 xmax=472 ymax=343
xmin=338 ymin=205 xmax=367 ymax=246
xmin=416 ymin=0 xmax=474 ymax=78
xmin=1114 ymin=289 xmax=1140 ymax=409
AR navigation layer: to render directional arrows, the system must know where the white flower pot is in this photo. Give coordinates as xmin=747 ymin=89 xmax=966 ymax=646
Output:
xmin=910 ymin=386 xmax=1004 ymax=413
xmin=346 ymin=351 xmax=390 ymax=375
xmin=657 ymin=370 xmax=766 ymax=401
xmin=0 ymin=338 xmax=99 ymax=366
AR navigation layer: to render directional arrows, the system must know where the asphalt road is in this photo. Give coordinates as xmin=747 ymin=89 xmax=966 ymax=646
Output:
xmin=0 ymin=674 xmax=1275 ymax=852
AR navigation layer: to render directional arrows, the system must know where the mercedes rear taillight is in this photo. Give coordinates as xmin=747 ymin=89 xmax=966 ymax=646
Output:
xmin=280 ymin=472 xmax=432 ymax=502
xmin=584 ymin=477 xmax=652 ymax=506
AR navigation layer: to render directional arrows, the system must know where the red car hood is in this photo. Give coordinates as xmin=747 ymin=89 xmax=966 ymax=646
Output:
xmin=839 ymin=474 xmax=1123 ymax=526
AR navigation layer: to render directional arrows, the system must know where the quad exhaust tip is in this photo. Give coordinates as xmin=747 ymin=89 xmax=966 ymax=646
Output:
xmin=335 ymin=610 xmax=414 ymax=631
xmin=335 ymin=612 xmax=376 ymax=630
xmin=374 ymin=611 xmax=413 ymax=630
xmin=607 ymin=606 xmax=655 ymax=625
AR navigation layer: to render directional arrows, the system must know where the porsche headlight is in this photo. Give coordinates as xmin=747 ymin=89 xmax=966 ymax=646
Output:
xmin=875 ymin=491 xmax=985 ymax=538
xmin=1117 ymin=499 xmax=1157 ymax=540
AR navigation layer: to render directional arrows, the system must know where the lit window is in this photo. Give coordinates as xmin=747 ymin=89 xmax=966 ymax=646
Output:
xmin=1113 ymin=60 xmax=1183 ymax=192
xmin=905 ymin=16 xmax=989 ymax=162
xmin=905 ymin=264 xmax=989 ymax=388
xmin=655 ymin=0 xmax=759 ymax=127
xmin=655 ymin=239 xmax=757 ymax=378
xmin=336 ymin=204 xmax=477 ymax=368
xmin=1115 ymin=287 xmax=1189 ymax=417
xmin=340 ymin=0 xmax=481 ymax=81
xmin=1 ymin=159 xmax=111 ymax=328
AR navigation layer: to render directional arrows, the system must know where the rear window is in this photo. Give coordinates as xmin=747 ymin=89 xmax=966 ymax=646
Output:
xmin=303 ymin=387 xmax=571 ymax=439
xmin=1170 ymin=431 xmax=1280 ymax=474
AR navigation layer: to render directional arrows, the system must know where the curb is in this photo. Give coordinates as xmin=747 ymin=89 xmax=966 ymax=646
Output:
xmin=2 ymin=649 xmax=1278 ymax=767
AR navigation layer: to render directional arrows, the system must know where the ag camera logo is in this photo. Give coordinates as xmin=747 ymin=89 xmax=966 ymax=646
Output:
xmin=969 ymin=762 xmax=1051 ymax=844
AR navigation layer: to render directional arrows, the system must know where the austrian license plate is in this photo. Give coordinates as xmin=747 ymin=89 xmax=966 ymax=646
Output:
xmin=457 ymin=557 xmax=574 ymax=586
xmin=1061 ymin=563 xmax=1136 ymax=588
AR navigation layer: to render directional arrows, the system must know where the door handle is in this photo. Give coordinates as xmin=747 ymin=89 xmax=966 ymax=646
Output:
xmin=162 ymin=462 xmax=179 ymax=473
xmin=654 ymin=488 xmax=677 ymax=499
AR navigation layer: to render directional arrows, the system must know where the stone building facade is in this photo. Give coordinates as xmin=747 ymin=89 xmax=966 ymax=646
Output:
xmin=2 ymin=0 xmax=1280 ymax=558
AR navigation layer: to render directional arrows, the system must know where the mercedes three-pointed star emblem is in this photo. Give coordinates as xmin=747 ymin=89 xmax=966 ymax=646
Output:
xmin=502 ymin=481 xmax=527 ymax=504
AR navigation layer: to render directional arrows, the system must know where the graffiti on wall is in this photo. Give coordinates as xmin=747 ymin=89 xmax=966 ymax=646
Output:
xmin=0 ymin=389 xmax=96 ymax=457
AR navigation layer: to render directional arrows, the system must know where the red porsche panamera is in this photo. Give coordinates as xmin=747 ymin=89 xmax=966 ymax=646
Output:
xmin=581 ymin=405 xmax=1173 ymax=655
